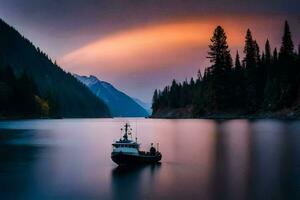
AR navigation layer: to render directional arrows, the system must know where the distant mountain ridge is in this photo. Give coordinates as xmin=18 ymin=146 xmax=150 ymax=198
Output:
xmin=74 ymin=74 xmax=149 ymax=117
xmin=0 ymin=18 xmax=110 ymax=118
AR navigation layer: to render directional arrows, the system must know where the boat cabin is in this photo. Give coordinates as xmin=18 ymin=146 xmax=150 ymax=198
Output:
xmin=112 ymin=143 xmax=139 ymax=149
xmin=112 ymin=123 xmax=140 ymax=154
xmin=112 ymin=142 xmax=140 ymax=154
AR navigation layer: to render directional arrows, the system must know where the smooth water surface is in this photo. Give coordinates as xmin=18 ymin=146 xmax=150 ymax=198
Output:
xmin=0 ymin=118 xmax=300 ymax=200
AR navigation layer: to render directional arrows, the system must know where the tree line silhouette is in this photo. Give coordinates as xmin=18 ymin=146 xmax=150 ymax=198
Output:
xmin=152 ymin=21 xmax=300 ymax=117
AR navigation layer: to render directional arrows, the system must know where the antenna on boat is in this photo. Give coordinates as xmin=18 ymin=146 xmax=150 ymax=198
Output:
xmin=129 ymin=127 xmax=133 ymax=140
xmin=123 ymin=123 xmax=129 ymax=140
xmin=135 ymin=120 xmax=138 ymax=142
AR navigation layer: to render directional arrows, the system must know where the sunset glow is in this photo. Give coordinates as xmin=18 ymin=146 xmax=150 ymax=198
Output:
xmin=1 ymin=0 xmax=299 ymax=101
xmin=60 ymin=15 xmax=286 ymax=81
xmin=60 ymin=18 xmax=245 ymax=74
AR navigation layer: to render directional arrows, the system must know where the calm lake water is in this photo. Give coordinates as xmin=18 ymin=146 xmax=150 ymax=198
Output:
xmin=0 ymin=118 xmax=300 ymax=200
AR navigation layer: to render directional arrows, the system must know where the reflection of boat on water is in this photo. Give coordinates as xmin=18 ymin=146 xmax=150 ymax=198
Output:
xmin=111 ymin=163 xmax=161 ymax=200
xmin=112 ymin=163 xmax=161 ymax=176
xmin=111 ymin=123 xmax=162 ymax=165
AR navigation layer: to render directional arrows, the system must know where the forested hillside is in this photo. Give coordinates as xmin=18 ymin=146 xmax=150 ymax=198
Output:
xmin=0 ymin=19 xmax=110 ymax=118
xmin=0 ymin=64 xmax=50 ymax=118
xmin=152 ymin=21 xmax=300 ymax=118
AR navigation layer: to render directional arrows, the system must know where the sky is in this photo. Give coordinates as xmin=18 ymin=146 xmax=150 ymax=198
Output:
xmin=0 ymin=0 xmax=300 ymax=102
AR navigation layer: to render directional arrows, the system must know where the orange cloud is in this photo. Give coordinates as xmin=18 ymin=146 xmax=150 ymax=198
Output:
xmin=59 ymin=15 xmax=284 ymax=77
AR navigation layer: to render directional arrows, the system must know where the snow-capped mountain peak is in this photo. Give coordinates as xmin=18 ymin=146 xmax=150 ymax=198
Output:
xmin=73 ymin=74 xmax=149 ymax=117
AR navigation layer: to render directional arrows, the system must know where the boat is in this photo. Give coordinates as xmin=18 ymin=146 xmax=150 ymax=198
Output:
xmin=111 ymin=123 xmax=162 ymax=165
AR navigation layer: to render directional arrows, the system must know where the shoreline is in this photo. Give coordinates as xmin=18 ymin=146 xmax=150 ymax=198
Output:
xmin=151 ymin=108 xmax=300 ymax=120
xmin=1 ymin=113 xmax=300 ymax=120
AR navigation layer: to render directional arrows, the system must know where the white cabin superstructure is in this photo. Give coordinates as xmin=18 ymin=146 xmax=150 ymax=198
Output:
xmin=112 ymin=123 xmax=140 ymax=155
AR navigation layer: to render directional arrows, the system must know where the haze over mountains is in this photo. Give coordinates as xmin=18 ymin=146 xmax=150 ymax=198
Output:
xmin=0 ymin=18 xmax=110 ymax=118
xmin=132 ymin=98 xmax=152 ymax=114
xmin=74 ymin=74 xmax=149 ymax=117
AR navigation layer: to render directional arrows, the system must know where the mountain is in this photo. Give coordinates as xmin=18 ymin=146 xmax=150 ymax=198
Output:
xmin=132 ymin=98 xmax=152 ymax=114
xmin=74 ymin=74 xmax=149 ymax=117
xmin=0 ymin=18 xmax=110 ymax=118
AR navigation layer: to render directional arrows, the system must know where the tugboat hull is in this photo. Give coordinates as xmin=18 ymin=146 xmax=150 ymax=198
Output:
xmin=111 ymin=152 xmax=162 ymax=165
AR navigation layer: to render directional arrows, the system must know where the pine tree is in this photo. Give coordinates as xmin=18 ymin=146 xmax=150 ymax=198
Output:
xmin=207 ymin=26 xmax=233 ymax=111
xmin=235 ymin=51 xmax=242 ymax=70
xmin=233 ymin=51 xmax=245 ymax=109
xmin=278 ymin=20 xmax=297 ymax=108
xmin=273 ymin=48 xmax=278 ymax=63
xmin=265 ymin=39 xmax=271 ymax=65
xmin=152 ymin=89 xmax=159 ymax=112
xmin=208 ymin=26 xmax=232 ymax=70
xmin=170 ymin=80 xmax=180 ymax=108
xmin=253 ymin=40 xmax=261 ymax=64
xmin=280 ymin=21 xmax=294 ymax=58
xmin=243 ymin=29 xmax=259 ymax=112
xmin=244 ymin=29 xmax=256 ymax=69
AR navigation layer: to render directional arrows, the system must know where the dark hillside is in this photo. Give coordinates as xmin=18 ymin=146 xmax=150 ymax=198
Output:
xmin=0 ymin=19 xmax=110 ymax=118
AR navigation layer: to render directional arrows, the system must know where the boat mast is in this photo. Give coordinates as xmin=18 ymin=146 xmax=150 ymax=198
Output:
xmin=123 ymin=123 xmax=129 ymax=140
xmin=135 ymin=121 xmax=138 ymax=142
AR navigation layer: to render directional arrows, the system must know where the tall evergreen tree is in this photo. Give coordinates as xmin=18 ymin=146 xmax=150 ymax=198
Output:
xmin=280 ymin=21 xmax=294 ymax=58
xmin=208 ymin=26 xmax=232 ymax=69
xmin=278 ymin=20 xmax=297 ymax=107
xmin=152 ymin=89 xmax=159 ymax=112
xmin=235 ymin=51 xmax=242 ymax=70
xmin=253 ymin=40 xmax=261 ymax=64
xmin=244 ymin=29 xmax=256 ymax=69
xmin=206 ymin=26 xmax=233 ymax=111
xmin=273 ymin=48 xmax=278 ymax=63
xmin=233 ymin=51 xmax=245 ymax=109
xmin=169 ymin=80 xmax=180 ymax=108
xmin=265 ymin=39 xmax=271 ymax=65
xmin=243 ymin=29 xmax=259 ymax=112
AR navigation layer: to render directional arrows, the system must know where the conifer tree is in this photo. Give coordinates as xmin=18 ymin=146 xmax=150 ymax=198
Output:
xmin=244 ymin=29 xmax=256 ymax=69
xmin=233 ymin=51 xmax=245 ymax=109
xmin=280 ymin=21 xmax=294 ymax=58
xmin=265 ymin=39 xmax=271 ymax=65
xmin=278 ymin=21 xmax=297 ymax=107
xmin=235 ymin=51 xmax=242 ymax=70
xmin=243 ymin=29 xmax=259 ymax=112
xmin=207 ymin=26 xmax=233 ymax=111
xmin=152 ymin=89 xmax=159 ymax=112
xmin=273 ymin=48 xmax=278 ymax=63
